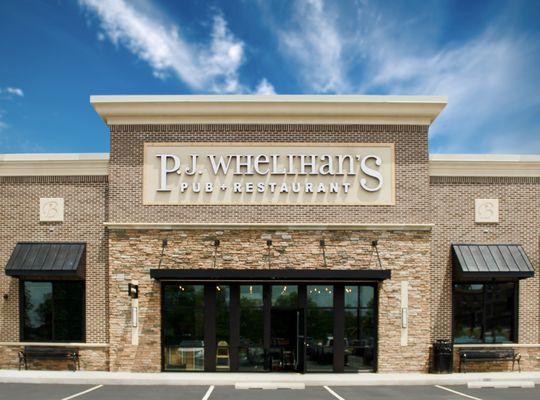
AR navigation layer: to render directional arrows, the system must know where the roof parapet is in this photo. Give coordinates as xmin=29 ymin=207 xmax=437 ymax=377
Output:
xmin=90 ymin=95 xmax=447 ymax=125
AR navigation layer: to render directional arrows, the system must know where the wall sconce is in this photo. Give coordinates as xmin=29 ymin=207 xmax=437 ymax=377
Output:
xmin=213 ymin=239 xmax=220 ymax=268
xmin=266 ymin=239 xmax=273 ymax=269
xmin=372 ymin=240 xmax=383 ymax=269
xmin=158 ymin=238 xmax=168 ymax=269
xmin=128 ymin=283 xmax=139 ymax=299
xmin=320 ymin=239 xmax=327 ymax=267
xmin=3 ymin=294 xmax=8 ymax=300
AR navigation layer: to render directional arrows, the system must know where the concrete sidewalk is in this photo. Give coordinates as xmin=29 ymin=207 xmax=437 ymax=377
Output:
xmin=0 ymin=369 xmax=539 ymax=386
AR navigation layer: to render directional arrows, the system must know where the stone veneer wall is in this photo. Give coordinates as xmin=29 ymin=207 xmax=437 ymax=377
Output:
xmin=0 ymin=176 xmax=109 ymax=370
xmin=431 ymin=176 xmax=540 ymax=371
xmin=108 ymin=228 xmax=431 ymax=373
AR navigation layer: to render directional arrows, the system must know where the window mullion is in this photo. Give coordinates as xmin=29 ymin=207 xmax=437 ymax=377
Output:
xmin=51 ymin=282 xmax=56 ymax=342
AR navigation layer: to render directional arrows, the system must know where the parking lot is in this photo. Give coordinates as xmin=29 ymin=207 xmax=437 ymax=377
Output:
xmin=0 ymin=383 xmax=538 ymax=400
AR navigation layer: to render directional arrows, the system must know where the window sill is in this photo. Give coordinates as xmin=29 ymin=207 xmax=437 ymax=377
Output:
xmin=0 ymin=342 xmax=109 ymax=348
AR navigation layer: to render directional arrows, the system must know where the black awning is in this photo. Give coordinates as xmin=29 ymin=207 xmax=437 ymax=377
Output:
xmin=150 ymin=268 xmax=391 ymax=282
xmin=452 ymin=244 xmax=534 ymax=281
xmin=5 ymin=243 xmax=85 ymax=278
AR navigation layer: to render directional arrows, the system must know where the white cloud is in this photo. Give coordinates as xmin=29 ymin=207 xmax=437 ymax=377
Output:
xmin=276 ymin=0 xmax=347 ymax=92
xmin=3 ymin=87 xmax=24 ymax=97
xmin=270 ymin=0 xmax=539 ymax=152
xmin=254 ymin=78 xmax=276 ymax=95
xmin=79 ymin=0 xmax=259 ymax=93
xmin=357 ymin=20 xmax=540 ymax=151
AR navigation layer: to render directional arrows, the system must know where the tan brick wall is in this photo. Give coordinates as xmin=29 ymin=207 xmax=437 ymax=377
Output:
xmin=109 ymin=228 xmax=432 ymax=372
xmin=108 ymin=124 xmax=431 ymax=225
xmin=0 ymin=176 xmax=109 ymax=369
xmin=430 ymin=176 xmax=540 ymax=351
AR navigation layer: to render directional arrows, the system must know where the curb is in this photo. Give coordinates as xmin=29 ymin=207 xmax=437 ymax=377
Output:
xmin=1 ymin=370 xmax=540 ymax=386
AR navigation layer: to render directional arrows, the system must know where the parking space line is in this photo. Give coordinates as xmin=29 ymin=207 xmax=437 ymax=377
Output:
xmin=323 ymin=386 xmax=346 ymax=400
xmin=60 ymin=385 xmax=103 ymax=400
xmin=435 ymin=385 xmax=482 ymax=400
xmin=202 ymin=385 xmax=214 ymax=400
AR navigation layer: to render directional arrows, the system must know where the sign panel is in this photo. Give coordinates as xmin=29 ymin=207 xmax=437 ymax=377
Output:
xmin=143 ymin=143 xmax=395 ymax=205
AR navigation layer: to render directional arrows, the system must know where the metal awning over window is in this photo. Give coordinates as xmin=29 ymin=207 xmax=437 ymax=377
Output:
xmin=452 ymin=244 xmax=534 ymax=281
xmin=150 ymin=268 xmax=391 ymax=282
xmin=5 ymin=243 xmax=85 ymax=278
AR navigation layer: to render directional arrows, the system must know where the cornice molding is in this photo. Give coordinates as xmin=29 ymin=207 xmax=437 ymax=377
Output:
xmin=91 ymin=95 xmax=447 ymax=125
xmin=2 ymin=153 xmax=539 ymax=178
xmin=0 ymin=153 xmax=109 ymax=176
xmin=429 ymin=154 xmax=540 ymax=177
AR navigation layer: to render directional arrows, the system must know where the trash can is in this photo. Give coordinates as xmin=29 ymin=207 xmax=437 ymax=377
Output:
xmin=432 ymin=339 xmax=453 ymax=373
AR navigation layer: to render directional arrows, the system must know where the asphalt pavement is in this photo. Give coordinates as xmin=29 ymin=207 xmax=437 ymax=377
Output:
xmin=0 ymin=383 xmax=539 ymax=400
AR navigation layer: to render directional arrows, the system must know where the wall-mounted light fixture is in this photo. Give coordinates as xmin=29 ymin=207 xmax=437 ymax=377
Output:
xmin=320 ymin=239 xmax=327 ymax=267
xmin=266 ymin=239 xmax=273 ymax=269
xmin=3 ymin=294 xmax=8 ymax=300
xmin=213 ymin=239 xmax=220 ymax=268
xmin=157 ymin=239 xmax=168 ymax=269
xmin=128 ymin=283 xmax=139 ymax=299
xmin=372 ymin=240 xmax=383 ymax=269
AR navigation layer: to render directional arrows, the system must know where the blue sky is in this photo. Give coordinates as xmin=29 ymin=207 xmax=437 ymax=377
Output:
xmin=1 ymin=0 xmax=539 ymax=154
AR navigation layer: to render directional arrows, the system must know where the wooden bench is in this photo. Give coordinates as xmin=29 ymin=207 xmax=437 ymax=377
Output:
xmin=459 ymin=349 xmax=520 ymax=373
xmin=18 ymin=347 xmax=79 ymax=371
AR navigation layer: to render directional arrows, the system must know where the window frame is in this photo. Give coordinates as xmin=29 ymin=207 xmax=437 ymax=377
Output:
xmin=19 ymin=279 xmax=86 ymax=343
xmin=452 ymin=281 xmax=519 ymax=344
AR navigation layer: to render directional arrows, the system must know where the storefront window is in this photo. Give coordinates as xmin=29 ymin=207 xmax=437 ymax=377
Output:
xmin=306 ymin=285 xmax=334 ymax=372
xmin=453 ymin=283 xmax=516 ymax=344
xmin=22 ymin=280 xmax=84 ymax=342
xmin=344 ymin=285 xmax=375 ymax=371
xmin=163 ymin=284 xmax=205 ymax=371
xmin=271 ymin=285 xmax=298 ymax=307
xmin=239 ymin=285 xmax=265 ymax=371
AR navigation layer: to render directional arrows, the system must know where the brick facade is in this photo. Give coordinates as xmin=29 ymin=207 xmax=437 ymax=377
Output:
xmin=0 ymin=176 xmax=109 ymax=370
xmin=108 ymin=124 xmax=431 ymax=225
xmin=430 ymin=175 xmax=540 ymax=372
xmin=0 ymin=121 xmax=538 ymax=373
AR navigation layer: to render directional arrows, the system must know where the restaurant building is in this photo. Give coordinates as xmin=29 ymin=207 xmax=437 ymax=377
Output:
xmin=0 ymin=95 xmax=538 ymax=374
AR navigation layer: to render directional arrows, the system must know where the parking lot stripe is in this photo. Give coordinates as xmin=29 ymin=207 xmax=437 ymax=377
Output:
xmin=323 ymin=386 xmax=346 ymax=400
xmin=60 ymin=385 xmax=103 ymax=400
xmin=202 ymin=385 xmax=214 ymax=400
xmin=435 ymin=385 xmax=482 ymax=400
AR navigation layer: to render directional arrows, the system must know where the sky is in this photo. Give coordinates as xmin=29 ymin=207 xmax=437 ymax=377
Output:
xmin=0 ymin=0 xmax=539 ymax=154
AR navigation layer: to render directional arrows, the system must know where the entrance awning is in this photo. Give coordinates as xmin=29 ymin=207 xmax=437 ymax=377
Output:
xmin=5 ymin=242 xmax=85 ymax=278
xmin=452 ymin=244 xmax=534 ymax=281
xmin=150 ymin=268 xmax=391 ymax=282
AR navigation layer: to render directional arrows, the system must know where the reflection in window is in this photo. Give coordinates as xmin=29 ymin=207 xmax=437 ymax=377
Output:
xmin=453 ymin=283 xmax=516 ymax=344
xmin=271 ymin=285 xmax=298 ymax=307
xmin=344 ymin=285 xmax=375 ymax=371
xmin=306 ymin=285 xmax=334 ymax=372
xmin=239 ymin=285 xmax=265 ymax=371
xmin=23 ymin=280 xmax=84 ymax=342
xmin=216 ymin=285 xmax=230 ymax=371
xmin=163 ymin=284 xmax=205 ymax=371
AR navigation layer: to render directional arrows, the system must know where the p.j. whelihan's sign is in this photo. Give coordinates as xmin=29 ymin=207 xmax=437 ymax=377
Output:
xmin=143 ymin=143 xmax=395 ymax=205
